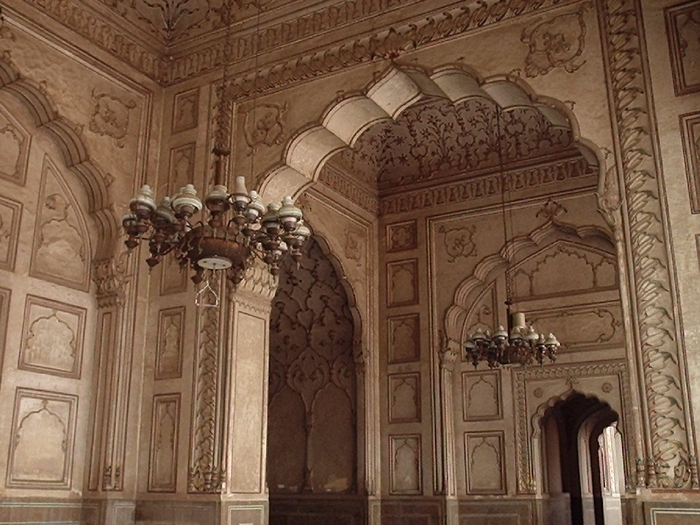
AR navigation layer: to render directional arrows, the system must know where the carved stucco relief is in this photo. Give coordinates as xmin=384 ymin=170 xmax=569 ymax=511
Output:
xmin=465 ymin=432 xmax=506 ymax=495
xmin=30 ymin=157 xmax=90 ymax=291
xmin=386 ymin=220 xmax=417 ymax=253
xmin=19 ymin=295 xmax=86 ymax=379
xmin=148 ymin=393 xmax=180 ymax=492
xmin=680 ymin=111 xmax=700 ymax=213
xmin=155 ymin=307 xmax=185 ymax=380
xmin=389 ymin=373 xmax=421 ymax=423
xmin=462 ymin=371 xmax=501 ymax=421
xmin=7 ymin=389 xmax=77 ymax=489
xmin=601 ymin=0 xmax=697 ymax=489
xmin=168 ymin=142 xmax=196 ymax=195
xmin=388 ymin=313 xmax=420 ymax=364
xmin=172 ymin=87 xmax=200 ymax=134
xmin=241 ymin=102 xmax=287 ymax=153
xmin=0 ymin=102 xmax=29 ymax=185
xmin=0 ymin=196 xmax=21 ymax=272
xmin=665 ymin=0 xmax=700 ymax=95
xmin=387 ymin=259 xmax=418 ymax=307
xmin=389 ymin=434 xmax=421 ymax=495
xmin=88 ymin=90 xmax=136 ymax=149
xmin=520 ymin=2 xmax=591 ymax=78
xmin=268 ymin=237 xmax=356 ymax=494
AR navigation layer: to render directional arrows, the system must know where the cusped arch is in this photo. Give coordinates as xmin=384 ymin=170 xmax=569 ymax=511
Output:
xmin=445 ymin=219 xmax=615 ymax=345
xmin=0 ymin=58 xmax=117 ymax=259
xmin=532 ymin=390 xmax=620 ymax=441
xmin=258 ymin=63 xmax=603 ymax=205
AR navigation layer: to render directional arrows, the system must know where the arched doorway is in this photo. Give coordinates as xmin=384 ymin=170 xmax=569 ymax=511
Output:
xmin=267 ymin=236 xmax=363 ymax=524
xmin=541 ymin=393 xmax=623 ymax=525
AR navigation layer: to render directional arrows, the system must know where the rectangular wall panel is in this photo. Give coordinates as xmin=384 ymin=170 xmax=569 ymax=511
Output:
xmin=148 ymin=393 xmax=181 ymax=492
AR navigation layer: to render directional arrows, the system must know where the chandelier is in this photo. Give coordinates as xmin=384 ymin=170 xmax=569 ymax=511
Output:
xmin=464 ymin=104 xmax=560 ymax=368
xmin=121 ymin=2 xmax=309 ymax=288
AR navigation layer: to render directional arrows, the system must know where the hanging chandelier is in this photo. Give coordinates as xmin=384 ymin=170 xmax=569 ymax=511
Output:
xmin=121 ymin=1 xmax=309 ymax=287
xmin=464 ymin=104 xmax=560 ymax=368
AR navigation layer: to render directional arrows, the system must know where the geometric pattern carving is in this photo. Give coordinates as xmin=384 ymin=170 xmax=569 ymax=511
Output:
xmin=680 ymin=111 xmax=700 ymax=213
xmin=167 ymin=143 xmax=196 ymax=196
xmin=387 ymin=259 xmax=418 ymax=307
xmin=386 ymin=220 xmax=417 ymax=252
xmin=465 ymin=431 xmax=506 ymax=495
xmin=155 ymin=307 xmax=185 ymax=380
xmin=389 ymin=434 xmax=422 ymax=495
xmin=0 ymin=102 xmax=30 ymax=186
xmin=388 ymin=313 xmax=420 ymax=364
xmin=19 ymin=295 xmax=86 ymax=379
xmin=269 ymin=237 xmax=356 ymax=494
xmin=149 ymin=393 xmax=180 ymax=492
xmin=172 ymin=88 xmax=199 ymax=134
xmin=30 ymin=157 xmax=90 ymax=291
xmin=462 ymin=371 xmax=501 ymax=421
xmin=389 ymin=373 xmax=421 ymax=423
xmin=665 ymin=1 xmax=700 ymax=95
xmin=0 ymin=196 xmax=21 ymax=272
xmin=7 ymin=388 xmax=77 ymax=489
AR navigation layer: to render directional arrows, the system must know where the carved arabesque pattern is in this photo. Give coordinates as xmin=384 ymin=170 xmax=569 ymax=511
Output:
xmin=336 ymin=98 xmax=573 ymax=192
xmin=269 ymin=237 xmax=356 ymax=493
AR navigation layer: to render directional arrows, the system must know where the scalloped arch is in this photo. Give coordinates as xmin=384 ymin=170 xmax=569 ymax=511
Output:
xmin=0 ymin=58 xmax=118 ymax=259
xmin=258 ymin=63 xmax=602 ymax=204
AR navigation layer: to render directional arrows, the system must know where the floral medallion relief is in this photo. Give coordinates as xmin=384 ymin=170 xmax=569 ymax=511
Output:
xmin=30 ymin=157 xmax=90 ymax=290
xmin=520 ymin=2 xmax=592 ymax=78
xmin=241 ymin=102 xmax=288 ymax=154
xmin=386 ymin=220 xmax=417 ymax=253
xmin=19 ymin=295 xmax=86 ymax=378
xmin=7 ymin=389 xmax=77 ymax=489
xmin=0 ymin=103 xmax=30 ymax=185
xmin=89 ymin=90 xmax=136 ymax=149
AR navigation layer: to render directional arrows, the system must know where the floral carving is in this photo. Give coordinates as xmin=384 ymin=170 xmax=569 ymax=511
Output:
xmin=89 ymin=90 xmax=136 ymax=148
xmin=521 ymin=3 xmax=591 ymax=78
xmin=439 ymin=224 xmax=477 ymax=262
xmin=242 ymin=102 xmax=288 ymax=153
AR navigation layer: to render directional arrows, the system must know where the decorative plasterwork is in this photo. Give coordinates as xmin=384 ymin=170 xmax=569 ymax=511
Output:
xmin=0 ymin=58 xmax=118 ymax=259
xmin=600 ymin=0 xmax=697 ymax=490
xmin=13 ymin=0 xmax=571 ymax=85
xmin=261 ymin=64 xmax=591 ymax=206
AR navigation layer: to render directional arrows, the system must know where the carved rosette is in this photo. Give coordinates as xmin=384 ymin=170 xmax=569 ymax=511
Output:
xmin=600 ymin=0 xmax=698 ymax=489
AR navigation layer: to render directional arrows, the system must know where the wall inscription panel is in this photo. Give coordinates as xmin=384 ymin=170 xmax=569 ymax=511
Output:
xmin=666 ymin=1 xmax=700 ymax=95
xmin=0 ymin=196 xmax=21 ymax=272
xmin=462 ymin=371 xmax=501 ymax=421
xmin=19 ymin=295 xmax=86 ymax=379
xmin=148 ymin=393 xmax=180 ymax=492
xmin=7 ymin=388 xmax=77 ymax=489
xmin=389 ymin=434 xmax=422 ymax=495
xmin=156 ymin=307 xmax=185 ymax=380
xmin=465 ymin=431 xmax=506 ymax=495
xmin=388 ymin=313 xmax=420 ymax=363
xmin=681 ymin=111 xmax=700 ymax=213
